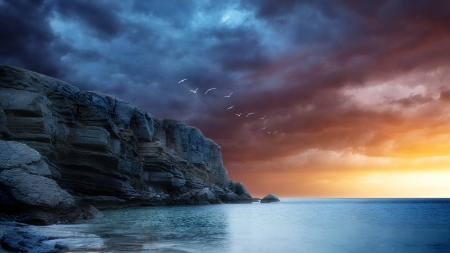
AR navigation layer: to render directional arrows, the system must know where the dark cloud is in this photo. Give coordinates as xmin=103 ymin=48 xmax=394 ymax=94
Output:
xmin=199 ymin=26 xmax=269 ymax=72
xmin=130 ymin=1 xmax=199 ymax=29
xmin=1 ymin=0 xmax=450 ymax=182
xmin=51 ymin=0 xmax=123 ymax=40
xmin=0 ymin=0 xmax=70 ymax=78
xmin=240 ymin=0 xmax=299 ymax=23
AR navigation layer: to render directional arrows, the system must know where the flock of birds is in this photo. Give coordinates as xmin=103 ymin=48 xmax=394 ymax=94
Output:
xmin=179 ymin=78 xmax=285 ymax=136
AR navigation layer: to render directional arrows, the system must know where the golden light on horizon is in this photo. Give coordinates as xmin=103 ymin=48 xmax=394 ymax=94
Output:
xmin=223 ymin=69 xmax=450 ymax=199
xmin=228 ymin=151 xmax=450 ymax=198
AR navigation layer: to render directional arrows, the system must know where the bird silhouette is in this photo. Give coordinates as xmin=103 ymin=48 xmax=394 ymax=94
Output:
xmin=178 ymin=78 xmax=187 ymax=83
xmin=205 ymin=88 xmax=216 ymax=94
xmin=262 ymin=127 xmax=266 ymax=130
xmin=227 ymin=106 xmax=234 ymax=110
xmin=246 ymin=113 xmax=254 ymax=117
xmin=260 ymin=115 xmax=266 ymax=120
xmin=224 ymin=92 xmax=233 ymax=98
xmin=236 ymin=113 xmax=242 ymax=117
xmin=273 ymin=131 xmax=278 ymax=134
xmin=190 ymin=88 xmax=198 ymax=93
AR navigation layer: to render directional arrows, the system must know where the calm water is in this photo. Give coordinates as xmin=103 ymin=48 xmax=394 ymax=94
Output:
xmin=42 ymin=198 xmax=450 ymax=252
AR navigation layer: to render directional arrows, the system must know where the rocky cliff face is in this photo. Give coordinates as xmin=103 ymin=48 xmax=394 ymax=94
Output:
xmin=0 ymin=65 xmax=252 ymax=224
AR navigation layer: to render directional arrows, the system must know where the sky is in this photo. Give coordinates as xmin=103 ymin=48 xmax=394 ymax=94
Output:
xmin=2 ymin=0 xmax=450 ymax=198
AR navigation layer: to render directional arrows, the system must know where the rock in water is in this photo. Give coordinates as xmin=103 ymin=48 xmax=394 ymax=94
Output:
xmin=260 ymin=193 xmax=280 ymax=203
xmin=0 ymin=64 xmax=255 ymax=223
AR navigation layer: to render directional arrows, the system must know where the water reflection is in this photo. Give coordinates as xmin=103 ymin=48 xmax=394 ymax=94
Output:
xmin=36 ymin=199 xmax=450 ymax=253
xmin=51 ymin=205 xmax=231 ymax=252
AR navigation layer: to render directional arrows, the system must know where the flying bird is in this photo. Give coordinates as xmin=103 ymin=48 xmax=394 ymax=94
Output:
xmin=246 ymin=113 xmax=254 ymax=117
xmin=262 ymin=127 xmax=266 ymax=130
xmin=224 ymin=92 xmax=233 ymax=98
xmin=273 ymin=131 xmax=278 ymax=134
xmin=190 ymin=88 xmax=198 ymax=93
xmin=236 ymin=113 xmax=242 ymax=117
xmin=260 ymin=115 xmax=266 ymax=120
xmin=205 ymin=88 xmax=216 ymax=94
xmin=267 ymin=131 xmax=271 ymax=134
xmin=227 ymin=106 xmax=234 ymax=110
xmin=178 ymin=78 xmax=187 ymax=83
xmin=281 ymin=133 xmax=285 ymax=136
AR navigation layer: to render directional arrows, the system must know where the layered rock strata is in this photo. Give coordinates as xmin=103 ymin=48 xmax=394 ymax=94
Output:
xmin=0 ymin=65 xmax=253 ymax=224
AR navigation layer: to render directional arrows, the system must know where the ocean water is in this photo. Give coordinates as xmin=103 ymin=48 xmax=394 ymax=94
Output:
xmin=43 ymin=198 xmax=450 ymax=252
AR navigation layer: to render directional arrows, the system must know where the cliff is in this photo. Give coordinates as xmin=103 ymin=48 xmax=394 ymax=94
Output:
xmin=0 ymin=65 xmax=253 ymax=224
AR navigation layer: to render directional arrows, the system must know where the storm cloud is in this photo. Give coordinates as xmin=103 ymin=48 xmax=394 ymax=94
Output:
xmin=2 ymin=0 xmax=450 ymax=196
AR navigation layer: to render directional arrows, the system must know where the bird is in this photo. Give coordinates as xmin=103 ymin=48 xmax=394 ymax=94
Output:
xmin=236 ymin=113 xmax=242 ymax=117
xmin=190 ymin=88 xmax=198 ymax=93
xmin=281 ymin=133 xmax=285 ymax=136
xmin=224 ymin=92 xmax=233 ymax=98
xmin=267 ymin=131 xmax=271 ymax=134
xmin=260 ymin=115 xmax=266 ymax=120
xmin=273 ymin=131 xmax=278 ymax=134
xmin=262 ymin=127 xmax=266 ymax=130
xmin=178 ymin=78 xmax=187 ymax=83
xmin=246 ymin=113 xmax=254 ymax=117
xmin=227 ymin=106 xmax=234 ymax=110
xmin=205 ymin=88 xmax=216 ymax=94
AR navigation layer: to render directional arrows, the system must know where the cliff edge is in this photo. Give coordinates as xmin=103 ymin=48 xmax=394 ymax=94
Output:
xmin=0 ymin=65 xmax=253 ymax=224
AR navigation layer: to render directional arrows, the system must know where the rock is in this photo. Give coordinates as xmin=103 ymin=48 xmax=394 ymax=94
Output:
xmin=0 ymin=140 xmax=41 ymax=170
xmin=173 ymin=192 xmax=193 ymax=203
xmin=196 ymin=188 xmax=216 ymax=204
xmin=81 ymin=205 xmax=104 ymax=219
xmin=235 ymin=182 xmax=252 ymax=198
xmin=222 ymin=192 xmax=253 ymax=203
xmin=81 ymin=195 xmax=126 ymax=210
xmin=55 ymin=242 xmax=69 ymax=250
xmin=0 ymin=109 xmax=10 ymax=139
xmin=0 ymin=141 xmax=78 ymax=224
xmin=0 ymin=168 xmax=75 ymax=208
xmin=260 ymin=193 xmax=280 ymax=203
xmin=0 ymin=224 xmax=58 ymax=253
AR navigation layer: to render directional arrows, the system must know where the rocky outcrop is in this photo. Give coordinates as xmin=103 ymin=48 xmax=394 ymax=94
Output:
xmin=0 ymin=222 xmax=59 ymax=253
xmin=0 ymin=65 xmax=253 ymax=224
xmin=0 ymin=221 xmax=103 ymax=252
xmin=0 ymin=140 xmax=79 ymax=224
xmin=260 ymin=193 xmax=280 ymax=203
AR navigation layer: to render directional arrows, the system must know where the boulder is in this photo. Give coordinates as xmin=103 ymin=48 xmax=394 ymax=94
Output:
xmin=0 ymin=141 xmax=78 ymax=224
xmin=0 ymin=226 xmax=57 ymax=253
xmin=0 ymin=140 xmax=41 ymax=170
xmin=260 ymin=193 xmax=280 ymax=203
xmin=196 ymin=188 xmax=216 ymax=204
xmin=81 ymin=205 xmax=104 ymax=219
xmin=0 ymin=168 xmax=75 ymax=209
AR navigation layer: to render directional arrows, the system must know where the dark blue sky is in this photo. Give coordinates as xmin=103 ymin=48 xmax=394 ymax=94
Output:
xmin=2 ymin=0 xmax=450 ymax=196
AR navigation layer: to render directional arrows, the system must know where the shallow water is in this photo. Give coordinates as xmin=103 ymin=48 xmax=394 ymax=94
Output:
xmin=44 ymin=198 xmax=450 ymax=252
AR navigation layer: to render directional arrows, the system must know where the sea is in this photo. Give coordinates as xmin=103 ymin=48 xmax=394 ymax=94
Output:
xmin=40 ymin=198 xmax=450 ymax=253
